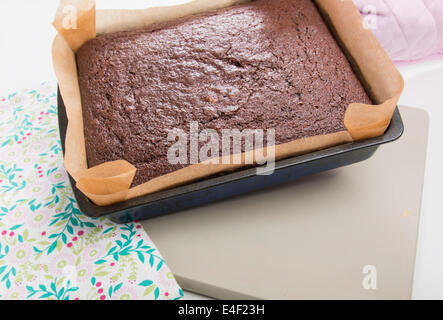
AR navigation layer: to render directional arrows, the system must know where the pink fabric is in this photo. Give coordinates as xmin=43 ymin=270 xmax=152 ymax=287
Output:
xmin=353 ymin=0 xmax=443 ymax=62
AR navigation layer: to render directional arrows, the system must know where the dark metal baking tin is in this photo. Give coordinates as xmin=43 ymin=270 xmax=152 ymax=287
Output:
xmin=57 ymin=90 xmax=403 ymax=223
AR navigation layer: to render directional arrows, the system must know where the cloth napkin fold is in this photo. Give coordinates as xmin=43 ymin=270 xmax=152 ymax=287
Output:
xmin=0 ymin=82 xmax=183 ymax=300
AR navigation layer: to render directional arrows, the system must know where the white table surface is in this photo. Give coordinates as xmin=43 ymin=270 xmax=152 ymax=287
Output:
xmin=1 ymin=0 xmax=442 ymax=300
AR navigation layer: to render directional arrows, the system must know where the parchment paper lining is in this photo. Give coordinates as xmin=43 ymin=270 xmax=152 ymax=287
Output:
xmin=52 ymin=0 xmax=403 ymax=206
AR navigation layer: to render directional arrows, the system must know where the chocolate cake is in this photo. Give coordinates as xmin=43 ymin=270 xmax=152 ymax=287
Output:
xmin=76 ymin=0 xmax=372 ymax=186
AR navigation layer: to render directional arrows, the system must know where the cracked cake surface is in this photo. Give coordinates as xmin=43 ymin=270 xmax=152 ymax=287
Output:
xmin=76 ymin=0 xmax=372 ymax=186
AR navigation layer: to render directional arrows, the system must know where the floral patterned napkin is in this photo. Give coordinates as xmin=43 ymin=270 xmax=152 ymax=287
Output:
xmin=0 ymin=82 xmax=183 ymax=300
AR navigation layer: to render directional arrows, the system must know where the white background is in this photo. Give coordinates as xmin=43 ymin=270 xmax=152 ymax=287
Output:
xmin=0 ymin=0 xmax=442 ymax=300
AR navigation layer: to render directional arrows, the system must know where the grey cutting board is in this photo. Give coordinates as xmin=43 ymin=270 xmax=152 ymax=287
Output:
xmin=143 ymin=106 xmax=428 ymax=300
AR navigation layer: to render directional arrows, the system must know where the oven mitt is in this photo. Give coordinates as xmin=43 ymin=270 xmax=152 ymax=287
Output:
xmin=354 ymin=0 xmax=443 ymax=61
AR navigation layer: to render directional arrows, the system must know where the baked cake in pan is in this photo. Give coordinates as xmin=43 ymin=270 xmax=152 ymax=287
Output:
xmin=76 ymin=0 xmax=372 ymax=186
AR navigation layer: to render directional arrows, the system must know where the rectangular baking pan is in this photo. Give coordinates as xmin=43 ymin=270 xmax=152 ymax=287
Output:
xmin=57 ymin=89 xmax=403 ymax=223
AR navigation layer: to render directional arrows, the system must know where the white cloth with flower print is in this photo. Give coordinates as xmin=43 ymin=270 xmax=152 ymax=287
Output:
xmin=0 ymin=83 xmax=183 ymax=300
